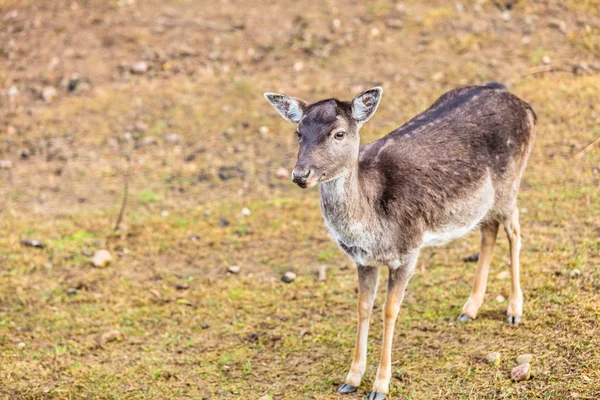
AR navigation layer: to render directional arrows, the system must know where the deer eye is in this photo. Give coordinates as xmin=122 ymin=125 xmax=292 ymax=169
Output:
xmin=334 ymin=130 xmax=345 ymax=140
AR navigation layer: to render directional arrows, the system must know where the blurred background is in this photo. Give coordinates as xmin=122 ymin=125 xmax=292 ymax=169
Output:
xmin=1 ymin=0 xmax=599 ymax=399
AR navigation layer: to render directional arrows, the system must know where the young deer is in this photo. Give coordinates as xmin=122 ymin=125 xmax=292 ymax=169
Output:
xmin=264 ymin=82 xmax=536 ymax=399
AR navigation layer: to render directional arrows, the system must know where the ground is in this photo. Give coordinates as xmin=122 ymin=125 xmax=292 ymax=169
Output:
xmin=0 ymin=0 xmax=599 ymax=399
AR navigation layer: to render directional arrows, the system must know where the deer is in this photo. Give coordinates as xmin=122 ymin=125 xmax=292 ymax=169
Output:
xmin=264 ymin=82 xmax=536 ymax=399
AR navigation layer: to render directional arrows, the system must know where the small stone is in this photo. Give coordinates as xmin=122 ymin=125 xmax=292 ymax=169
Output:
xmin=189 ymin=234 xmax=200 ymax=241
xmin=496 ymin=271 xmax=510 ymax=280
xmin=92 ymin=249 xmax=112 ymax=268
xmin=569 ymin=269 xmax=581 ymax=278
xmin=259 ymin=126 xmax=269 ymax=134
xmin=495 ymin=295 xmax=506 ymax=303
xmin=161 ymin=210 xmax=169 ymax=217
xmin=240 ymin=207 xmax=251 ymax=216
xmin=223 ymin=365 xmax=231 ymax=372
xmin=17 ymin=342 xmax=26 ymax=349
xmin=485 ymin=352 xmax=501 ymax=367
xmin=175 ymin=283 xmax=189 ymax=291
xmin=0 ymin=160 xmax=12 ymax=169
xmin=41 ymin=86 xmax=58 ymax=103
xmin=463 ymin=253 xmax=479 ymax=263
xmin=131 ymin=61 xmax=148 ymax=74
xmin=142 ymin=136 xmax=158 ymax=145
xmin=201 ymin=323 xmax=210 ymax=329
xmin=318 ymin=265 xmax=327 ymax=282
xmin=227 ymin=265 xmax=241 ymax=274
xmin=542 ymin=55 xmax=551 ymax=65
xmin=43 ymin=262 xmax=53 ymax=269
xmin=370 ymin=27 xmax=381 ymax=37
xmin=164 ymin=133 xmax=180 ymax=144
xmin=582 ymin=375 xmax=591 ymax=382
xmin=331 ymin=18 xmax=342 ymax=31
xmin=281 ymin=271 xmax=297 ymax=283
xmin=19 ymin=149 xmax=31 ymax=159
xmin=96 ymin=329 xmax=122 ymax=346
xmin=66 ymin=288 xmax=78 ymax=296
xmin=134 ymin=121 xmax=148 ymax=132
xmin=258 ymin=395 xmax=273 ymax=400
xmin=293 ymin=61 xmax=304 ymax=72
xmin=510 ymin=362 xmax=531 ymax=382
xmin=385 ymin=19 xmax=403 ymax=29
xmin=432 ymin=71 xmax=444 ymax=81
xmin=522 ymin=36 xmax=531 ymax=45
xmin=275 ymin=167 xmax=290 ymax=179
xmin=20 ymin=239 xmax=45 ymax=248
xmin=501 ymin=11 xmax=511 ymax=21
xmin=516 ymin=354 xmax=533 ymax=365
xmin=548 ymin=19 xmax=567 ymax=33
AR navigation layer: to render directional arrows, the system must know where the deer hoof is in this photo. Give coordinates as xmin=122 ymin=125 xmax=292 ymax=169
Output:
xmin=506 ymin=315 xmax=522 ymax=326
xmin=457 ymin=313 xmax=473 ymax=323
xmin=368 ymin=391 xmax=387 ymax=400
xmin=337 ymin=383 xmax=358 ymax=394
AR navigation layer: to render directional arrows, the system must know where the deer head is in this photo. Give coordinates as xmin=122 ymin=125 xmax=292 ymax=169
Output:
xmin=264 ymin=87 xmax=383 ymax=188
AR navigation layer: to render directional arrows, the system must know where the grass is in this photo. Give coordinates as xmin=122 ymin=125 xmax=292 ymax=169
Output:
xmin=1 ymin=0 xmax=600 ymax=399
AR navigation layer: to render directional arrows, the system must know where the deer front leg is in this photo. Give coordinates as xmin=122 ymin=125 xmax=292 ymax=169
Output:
xmin=338 ymin=265 xmax=380 ymax=394
xmin=369 ymin=254 xmax=418 ymax=400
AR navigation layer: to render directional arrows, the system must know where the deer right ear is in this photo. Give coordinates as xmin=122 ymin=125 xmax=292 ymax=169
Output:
xmin=264 ymin=93 xmax=307 ymax=124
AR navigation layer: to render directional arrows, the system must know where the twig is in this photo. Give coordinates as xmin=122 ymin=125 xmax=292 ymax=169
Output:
xmin=114 ymin=150 xmax=132 ymax=230
xmin=574 ymin=136 xmax=600 ymax=160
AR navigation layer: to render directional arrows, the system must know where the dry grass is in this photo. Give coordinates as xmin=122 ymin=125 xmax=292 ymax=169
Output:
xmin=1 ymin=0 xmax=599 ymax=399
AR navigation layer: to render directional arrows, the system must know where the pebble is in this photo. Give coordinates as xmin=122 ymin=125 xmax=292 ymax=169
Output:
xmin=510 ymin=362 xmax=531 ymax=382
xmin=385 ymin=19 xmax=404 ymax=29
xmin=20 ymin=239 xmax=45 ymax=248
xmin=0 ymin=160 xmax=12 ymax=169
xmin=331 ymin=18 xmax=342 ymax=31
xmin=463 ymin=253 xmax=479 ymax=263
xmin=227 ymin=265 xmax=241 ymax=274
xmin=41 ymin=86 xmax=58 ymax=103
xmin=96 ymin=329 xmax=122 ymax=346
xmin=496 ymin=271 xmax=510 ymax=280
xmin=293 ymin=61 xmax=304 ymax=72
xmin=164 ymin=133 xmax=180 ymax=144
xmin=189 ymin=234 xmax=200 ymax=241
xmin=241 ymin=207 xmax=251 ymax=216
xmin=495 ymin=295 xmax=506 ymax=303
xmin=318 ymin=265 xmax=327 ymax=282
xmin=485 ymin=352 xmax=501 ymax=367
xmin=66 ymin=288 xmax=78 ymax=296
xmin=501 ymin=11 xmax=511 ymax=21
xmin=569 ymin=269 xmax=581 ymax=278
xmin=542 ymin=55 xmax=551 ymax=65
xmin=281 ymin=271 xmax=297 ymax=283
xmin=92 ymin=249 xmax=112 ymax=268
xmin=516 ymin=354 xmax=533 ymax=365
xmin=17 ymin=342 xmax=26 ymax=349
xmin=131 ymin=61 xmax=148 ymax=74
xmin=275 ymin=167 xmax=290 ymax=179
xmin=259 ymin=126 xmax=269 ymax=134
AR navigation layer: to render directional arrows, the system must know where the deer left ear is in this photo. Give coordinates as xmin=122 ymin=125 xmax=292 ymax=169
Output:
xmin=352 ymin=87 xmax=383 ymax=124
xmin=264 ymin=92 xmax=307 ymax=124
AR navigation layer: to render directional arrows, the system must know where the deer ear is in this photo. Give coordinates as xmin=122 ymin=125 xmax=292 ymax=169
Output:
xmin=264 ymin=93 xmax=307 ymax=124
xmin=352 ymin=87 xmax=383 ymax=124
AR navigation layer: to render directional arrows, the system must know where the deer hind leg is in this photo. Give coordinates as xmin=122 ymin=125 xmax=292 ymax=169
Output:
xmin=458 ymin=219 xmax=500 ymax=322
xmin=338 ymin=265 xmax=380 ymax=394
xmin=504 ymin=208 xmax=523 ymax=325
xmin=369 ymin=254 xmax=418 ymax=400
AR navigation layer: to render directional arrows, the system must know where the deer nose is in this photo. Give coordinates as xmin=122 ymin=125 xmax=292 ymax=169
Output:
xmin=292 ymin=169 xmax=311 ymax=186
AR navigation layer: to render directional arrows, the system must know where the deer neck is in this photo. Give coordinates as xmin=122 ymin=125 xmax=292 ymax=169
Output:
xmin=319 ymin=164 xmax=367 ymax=227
